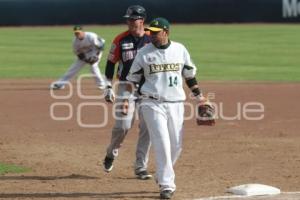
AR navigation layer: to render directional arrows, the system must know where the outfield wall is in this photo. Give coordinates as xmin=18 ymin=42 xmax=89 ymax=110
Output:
xmin=0 ymin=0 xmax=299 ymax=25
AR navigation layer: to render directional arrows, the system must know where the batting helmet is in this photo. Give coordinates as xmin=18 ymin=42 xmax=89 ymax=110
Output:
xmin=123 ymin=5 xmax=146 ymax=20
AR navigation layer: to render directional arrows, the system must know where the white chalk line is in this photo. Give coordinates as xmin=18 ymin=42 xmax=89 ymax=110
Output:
xmin=193 ymin=195 xmax=247 ymax=200
xmin=282 ymin=191 xmax=300 ymax=194
xmin=193 ymin=191 xmax=300 ymax=200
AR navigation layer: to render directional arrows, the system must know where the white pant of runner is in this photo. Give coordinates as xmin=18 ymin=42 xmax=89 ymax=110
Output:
xmin=106 ymin=83 xmax=151 ymax=174
xmin=140 ymin=99 xmax=184 ymax=192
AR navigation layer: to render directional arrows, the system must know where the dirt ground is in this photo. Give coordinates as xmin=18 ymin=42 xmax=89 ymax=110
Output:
xmin=0 ymin=79 xmax=300 ymax=200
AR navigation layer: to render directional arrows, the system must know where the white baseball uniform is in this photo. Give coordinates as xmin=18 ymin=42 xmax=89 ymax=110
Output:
xmin=127 ymin=41 xmax=197 ymax=192
xmin=56 ymin=32 xmax=106 ymax=87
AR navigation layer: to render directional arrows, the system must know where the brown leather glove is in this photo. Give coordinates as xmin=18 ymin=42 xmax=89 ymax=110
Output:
xmin=84 ymin=56 xmax=99 ymax=64
xmin=197 ymin=100 xmax=216 ymax=126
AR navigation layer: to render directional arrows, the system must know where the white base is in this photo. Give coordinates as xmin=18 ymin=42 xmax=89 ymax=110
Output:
xmin=227 ymin=184 xmax=281 ymax=196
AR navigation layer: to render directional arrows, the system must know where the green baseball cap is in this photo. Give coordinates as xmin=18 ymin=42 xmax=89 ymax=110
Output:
xmin=73 ymin=25 xmax=83 ymax=33
xmin=145 ymin=17 xmax=170 ymax=32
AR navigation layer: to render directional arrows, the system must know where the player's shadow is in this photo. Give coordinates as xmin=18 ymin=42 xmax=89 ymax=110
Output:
xmin=0 ymin=191 xmax=159 ymax=199
xmin=0 ymin=88 xmax=50 ymax=91
xmin=0 ymin=174 xmax=160 ymax=199
xmin=0 ymin=174 xmax=99 ymax=180
xmin=116 ymin=176 xmax=140 ymax=180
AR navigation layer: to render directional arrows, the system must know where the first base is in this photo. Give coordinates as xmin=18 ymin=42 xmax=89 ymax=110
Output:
xmin=227 ymin=184 xmax=281 ymax=196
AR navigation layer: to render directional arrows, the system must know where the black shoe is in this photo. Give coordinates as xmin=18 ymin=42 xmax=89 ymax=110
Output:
xmin=103 ymin=156 xmax=114 ymax=172
xmin=136 ymin=170 xmax=152 ymax=180
xmin=50 ymin=83 xmax=65 ymax=90
xmin=160 ymin=190 xmax=174 ymax=199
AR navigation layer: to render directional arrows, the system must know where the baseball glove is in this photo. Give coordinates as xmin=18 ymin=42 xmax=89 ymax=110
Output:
xmin=77 ymin=53 xmax=85 ymax=60
xmin=84 ymin=56 xmax=99 ymax=64
xmin=197 ymin=101 xmax=215 ymax=126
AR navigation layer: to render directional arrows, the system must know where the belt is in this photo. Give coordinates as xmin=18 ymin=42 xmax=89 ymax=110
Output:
xmin=140 ymin=95 xmax=183 ymax=103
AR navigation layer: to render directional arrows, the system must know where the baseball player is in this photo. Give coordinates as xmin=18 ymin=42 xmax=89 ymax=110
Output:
xmin=50 ymin=25 xmax=106 ymax=90
xmin=124 ymin=18 xmax=206 ymax=199
xmin=102 ymin=5 xmax=152 ymax=180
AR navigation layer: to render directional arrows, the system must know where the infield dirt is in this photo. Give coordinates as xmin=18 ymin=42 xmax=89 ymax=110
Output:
xmin=0 ymin=79 xmax=299 ymax=200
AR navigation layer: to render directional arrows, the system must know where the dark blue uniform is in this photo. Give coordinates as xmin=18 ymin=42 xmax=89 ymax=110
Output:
xmin=105 ymin=31 xmax=151 ymax=81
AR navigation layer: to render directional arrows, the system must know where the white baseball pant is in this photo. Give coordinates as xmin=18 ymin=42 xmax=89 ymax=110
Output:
xmin=57 ymin=52 xmax=105 ymax=87
xmin=106 ymin=83 xmax=151 ymax=174
xmin=140 ymin=99 xmax=184 ymax=192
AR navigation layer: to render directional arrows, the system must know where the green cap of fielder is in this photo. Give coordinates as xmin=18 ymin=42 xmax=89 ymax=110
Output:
xmin=145 ymin=17 xmax=170 ymax=32
xmin=73 ymin=25 xmax=83 ymax=33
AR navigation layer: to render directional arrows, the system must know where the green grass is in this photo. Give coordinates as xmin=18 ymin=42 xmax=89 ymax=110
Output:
xmin=0 ymin=24 xmax=299 ymax=81
xmin=0 ymin=162 xmax=30 ymax=175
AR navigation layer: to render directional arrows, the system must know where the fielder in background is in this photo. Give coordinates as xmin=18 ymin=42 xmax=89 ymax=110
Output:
xmin=50 ymin=25 xmax=106 ymax=90
xmin=102 ymin=5 xmax=152 ymax=180
xmin=124 ymin=18 xmax=208 ymax=199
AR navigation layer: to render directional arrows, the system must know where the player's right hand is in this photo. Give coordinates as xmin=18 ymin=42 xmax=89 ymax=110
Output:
xmin=121 ymin=99 xmax=129 ymax=115
xmin=104 ymin=87 xmax=115 ymax=103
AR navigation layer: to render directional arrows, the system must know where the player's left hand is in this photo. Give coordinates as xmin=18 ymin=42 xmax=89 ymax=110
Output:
xmin=196 ymin=97 xmax=216 ymax=126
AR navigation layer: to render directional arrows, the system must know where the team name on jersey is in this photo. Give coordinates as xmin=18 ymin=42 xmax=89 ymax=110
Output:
xmin=149 ymin=63 xmax=180 ymax=74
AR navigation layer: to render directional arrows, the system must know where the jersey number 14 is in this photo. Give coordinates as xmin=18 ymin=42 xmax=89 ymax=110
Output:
xmin=168 ymin=76 xmax=178 ymax=87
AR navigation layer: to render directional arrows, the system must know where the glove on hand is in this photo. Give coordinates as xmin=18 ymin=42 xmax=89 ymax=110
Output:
xmin=197 ymin=100 xmax=216 ymax=126
xmin=85 ymin=56 xmax=99 ymax=64
xmin=77 ymin=53 xmax=85 ymax=60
